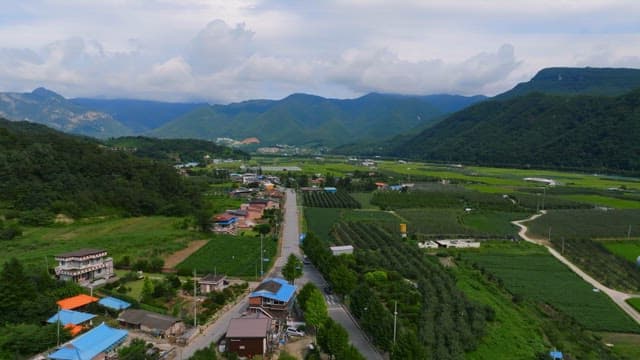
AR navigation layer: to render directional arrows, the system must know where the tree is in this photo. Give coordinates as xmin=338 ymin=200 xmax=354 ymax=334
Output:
xmin=188 ymin=343 xmax=218 ymax=360
xmin=118 ymin=338 xmax=159 ymax=360
xmin=297 ymin=282 xmax=318 ymax=311
xmin=254 ymin=223 xmax=271 ymax=236
xmin=329 ymin=264 xmax=357 ymax=295
xmin=141 ymin=277 xmax=154 ymax=303
xmin=278 ymin=351 xmax=297 ymax=360
xmin=304 ymin=288 xmax=328 ymax=332
xmin=282 ymin=254 xmax=303 ymax=284
xmin=317 ymin=318 xmax=348 ymax=359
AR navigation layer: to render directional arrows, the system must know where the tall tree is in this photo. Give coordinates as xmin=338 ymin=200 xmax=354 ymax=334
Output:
xmin=304 ymin=288 xmax=328 ymax=333
xmin=317 ymin=318 xmax=348 ymax=359
xmin=282 ymin=254 xmax=303 ymax=284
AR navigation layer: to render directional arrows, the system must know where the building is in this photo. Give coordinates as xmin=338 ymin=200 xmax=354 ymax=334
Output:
xmin=435 ymin=239 xmax=481 ymax=249
xmin=54 ymin=249 xmax=114 ymax=285
xmin=48 ymin=322 xmax=127 ymax=360
xmin=330 ymin=245 xmax=354 ymax=256
xmin=248 ymin=278 xmax=297 ymax=320
xmin=198 ymin=274 xmax=227 ymax=294
xmin=47 ymin=309 xmax=96 ymax=336
xmin=98 ymin=296 xmax=131 ymax=311
xmin=226 ymin=317 xmax=272 ymax=358
xmin=57 ymin=294 xmax=99 ymax=311
xmin=118 ymin=309 xmax=185 ymax=338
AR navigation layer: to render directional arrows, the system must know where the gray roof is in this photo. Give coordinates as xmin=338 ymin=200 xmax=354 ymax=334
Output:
xmin=56 ymin=249 xmax=106 ymax=258
xmin=226 ymin=318 xmax=270 ymax=338
xmin=118 ymin=309 xmax=180 ymax=331
xmin=199 ymin=274 xmax=226 ymax=284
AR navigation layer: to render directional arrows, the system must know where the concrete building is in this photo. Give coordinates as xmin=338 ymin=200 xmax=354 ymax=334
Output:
xmin=55 ymin=249 xmax=114 ymax=285
xmin=330 ymin=245 xmax=354 ymax=256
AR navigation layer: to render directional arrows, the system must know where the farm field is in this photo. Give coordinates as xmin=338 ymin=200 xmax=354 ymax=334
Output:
xmin=304 ymin=207 xmax=340 ymax=242
xmin=601 ymin=240 xmax=640 ymax=263
xmin=527 ymin=209 xmax=640 ymax=240
xmin=350 ymin=192 xmax=376 ymax=209
xmin=302 ymin=190 xmax=361 ymax=208
xmin=560 ymin=194 xmax=640 ymax=209
xmin=628 ymin=298 xmax=640 ymax=313
xmin=1 ymin=216 xmax=198 ymax=268
xmin=176 ymin=234 xmax=277 ymax=278
xmin=462 ymin=245 xmax=640 ymax=333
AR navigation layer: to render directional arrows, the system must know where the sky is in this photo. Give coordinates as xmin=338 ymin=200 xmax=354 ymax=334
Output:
xmin=1 ymin=0 xmax=639 ymax=103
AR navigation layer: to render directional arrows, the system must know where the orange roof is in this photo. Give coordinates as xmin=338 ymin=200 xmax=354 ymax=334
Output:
xmin=57 ymin=294 xmax=99 ymax=310
xmin=65 ymin=323 xmax=84 ymax=336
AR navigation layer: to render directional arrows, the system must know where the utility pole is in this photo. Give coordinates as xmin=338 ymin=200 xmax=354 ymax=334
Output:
xmin=628 ymin=225 xmax=632 ymax=240
xmin=260 ymin=233 xmax=264 ymax=277
xmin=542 ymin=187 xmax=546 ymax=211
xmin=57 ymin=306 xmax=61 ymax=346
xmin=561 ymin=237 xmax=565 ymax=254
xmin=548 ymin=227 xmax=552 ymax=243
xmin=193 ymin=268 xmax=197 ymax=328
xmin=393 ymin=300 xmax=398 ymax=345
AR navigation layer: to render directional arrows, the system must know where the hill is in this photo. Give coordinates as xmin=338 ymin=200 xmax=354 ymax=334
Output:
xmin=0 ymin=88 xmax=131 ymax=138
xmin=71 ymin=98 xmax=205 ymax=133
xmin=0 ymin=119 xmax=204 ymax=220
xmin=150 ymin=93 xmax=485 ymax=146
xmin=106 ymin=136 xmax=249 ymax=163
xmin=497 ymin=67 xmax=640 ymax=99
xmin=394 ymin=89 xmax=640 ymax=173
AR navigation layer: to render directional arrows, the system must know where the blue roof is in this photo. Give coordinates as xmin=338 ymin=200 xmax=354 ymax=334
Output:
xmin=48 ymin=322 xmax=127 ymax=360
xmin=47 ymin=309 xmax=96 ymax=326
xmin=549 ymin=350 xmax=563 ymax=359
xmin=98 ymin=296 xmax=132 ymax=311
xmin=250 ymin=277 xmax=297 ymax=302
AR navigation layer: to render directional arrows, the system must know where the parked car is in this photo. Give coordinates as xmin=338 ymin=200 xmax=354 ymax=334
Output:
xmin=286 ymin=327 xmax=305 ymax=337
xmin=323 ymin=285 xmax=333 ymax=295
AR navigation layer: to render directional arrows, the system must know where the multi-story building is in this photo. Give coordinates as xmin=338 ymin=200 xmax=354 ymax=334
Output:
xmin=55 ymin=249 xmax=114 ymax=285
xmin=248 ymin=278 xmax=297 ymax=320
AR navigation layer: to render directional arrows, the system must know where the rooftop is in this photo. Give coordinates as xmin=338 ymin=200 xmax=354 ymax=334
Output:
xmin=249 ymin=278 xmax=296 ymax=303
xmin=47 ymin=309 xmax=96 ymax=326
xmin=98 ymin=296 xmax=131 ymax=311
xmin=199 ymin=274 xmax=226 ymax=283
xmin=118 ymin=309 xmax=181 ymax=331
xmin=48 ymin=322 xmax=127 ymax=360
xmin=57 ymin=294 xmax=99 ymax=310
xmin=226 ymin=317 xmax=271 ymax=338
xmin=56 ymin=249 xmax=106 ymax=258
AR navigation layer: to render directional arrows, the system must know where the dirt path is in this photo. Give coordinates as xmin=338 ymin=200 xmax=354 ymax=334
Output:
xmin=512 ymin=212 xmax=640 ymax=324
xmin=163 ymin=240 xmax=208 ymax=270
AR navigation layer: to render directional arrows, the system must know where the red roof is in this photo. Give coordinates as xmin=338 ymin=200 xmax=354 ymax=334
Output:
xmin=57 ymin=294 xmax=99 ymax=310
xmin=214 ymin=214 xmax=234 ymax=221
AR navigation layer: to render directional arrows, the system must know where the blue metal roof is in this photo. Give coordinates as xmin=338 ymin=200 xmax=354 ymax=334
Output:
xmin=250 ymin=277 xmax=297 ymax=302
xmin=549 ymin=350 xmax=563 ymax=359
xmin=98 ymin=296 xmax=131 ymax=311
xmin=47 ymin=309 xmax=96 ymax=326
xmin=48 ymin=322 xmax=127 ymax=360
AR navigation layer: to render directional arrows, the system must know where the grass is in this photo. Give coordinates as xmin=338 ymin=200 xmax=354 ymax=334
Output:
xmin=627 ymin=298 xmax=640 ymax=313
xmin=176 ymin=234 xmax=278 ymax=278
xmin=463 ymin=244 xmax=640 ymax=333
xmin=304 ymin=207 xmax=341 ymax=242
xmin=528 ymin=209 xmax=640 ymax=240
xmin=462 ymin=211 xmax=527 ymax=237
xmin=561 ymin=195 xmax=640 ymax=209
xmin=1 ymin=216 xmax=198 ymax=268
xmin=601 ymin=240 xmax=640 ymax=263
xmin=598 ymin=333 xmax=640 ymax=360
xmin=350 ymin=192 xmax=376 ymax=209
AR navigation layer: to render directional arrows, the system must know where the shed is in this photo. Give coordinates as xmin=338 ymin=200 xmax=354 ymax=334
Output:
xmin=118 ymin=309 xmax=184 ymax=337
xmin=330 ymin=245 xmax=354 ymax=256
xmin=324 ymin=187 xmax=337 ymax=193
xmin=198 ymin=274 xmax=227 ymax=294
xmin=98 ymin=296 xmax=131 ymax=311
xmin=57 ymin=294 xmax=99 ymax=310
xmin=47 ymin=309 xmax=95 ymax=327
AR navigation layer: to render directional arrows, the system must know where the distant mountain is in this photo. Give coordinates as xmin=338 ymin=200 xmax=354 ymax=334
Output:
xmin=0 ymin=88 xmax=131 ymax=138
xmin=71 ymin=98 xmax=205 ymax=133
xmin=149 ymin=93 xmax=485 ymax=146
xmin=497 ymin=67 xmax=640 ymax=99
xmin=394 ymin=89 xmax=640 ymax=173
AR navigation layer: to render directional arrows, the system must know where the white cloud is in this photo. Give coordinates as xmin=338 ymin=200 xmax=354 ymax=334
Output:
xmin=0 ymin=1 xmax=637 ymax=102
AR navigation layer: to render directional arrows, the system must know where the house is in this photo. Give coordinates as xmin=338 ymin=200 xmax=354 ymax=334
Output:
xmin=57 ymin=294 xmax=99 ymax=311
xmin=198 ymin=274 xmax=227 ymax=294
xmin=118 ymin=309 xmax=185 ymax=338
xmin=212 ymin=214 xmax=238 ymax=235
xmin=47 ymin=309 xmax=96 ymax=336
xmin=48 ymin=322 xmax=127 ymax=360
xmin=55 ymin=249 xmax=114 ymax=285
xmin=249 ymin=198 xmax=279 ymax=210
xmin=248 ymin=278 xmax=297 ymax=320
xmin=324 ymin=187 xmax=337 ymax=193
xmin=330 ymin=245 xmax=354 ymax=256
xmin=226 ymin=317 xmax=272 ymax=358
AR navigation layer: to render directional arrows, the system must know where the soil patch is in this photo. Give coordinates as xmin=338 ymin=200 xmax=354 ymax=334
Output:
xmin=164 ymin=240 xmax=207 ymax=269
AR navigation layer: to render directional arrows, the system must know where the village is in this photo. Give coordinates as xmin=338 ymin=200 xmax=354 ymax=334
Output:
xmin=35 ymin=173 xmax=313 ymax=360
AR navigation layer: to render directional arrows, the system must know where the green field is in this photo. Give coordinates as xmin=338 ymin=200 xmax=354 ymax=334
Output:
xmin=304 ymin=207 xmax=340 ymax=242
xmin=463 ymin=245 xmax=640 ymax=333
xmin=627 ymin=298 xmax=640 ymax=313
xmin=602 ymin=240 xmax=640 ymax=263
xmin=0 ymin=216 xmax=198 ymax=268
xmin=528 ymin=209 xmax=640 ymax=240
xmin=350 ymin=192 xmax=376 ymax=209
xmin=561 ymin=194 xmax=640 ymax=209
xmin=462 ymin=211 xmax=526 ymax=237
xmin=176 ymin=234 xmax=277 ymax=278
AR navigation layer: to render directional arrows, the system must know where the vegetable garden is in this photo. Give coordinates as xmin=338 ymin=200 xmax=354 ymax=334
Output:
xmin=302 ymin=190 xmax=361 ymax=208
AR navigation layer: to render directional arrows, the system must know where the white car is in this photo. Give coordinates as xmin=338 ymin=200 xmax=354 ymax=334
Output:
xmin=286 ymin=327 xmax=305 ymax=337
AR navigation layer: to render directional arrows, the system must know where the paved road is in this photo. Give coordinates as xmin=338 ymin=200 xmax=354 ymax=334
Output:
xmin=512 ymin=211 xmax=640 ymax=325
xmin=181 ymin=188 xmax=383 ymax=359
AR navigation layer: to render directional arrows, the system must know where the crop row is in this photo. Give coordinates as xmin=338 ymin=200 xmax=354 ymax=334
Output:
xmin=302 ymin=190 xmax=361 ymax=208
xmin=463 ymin=252 xmax=639 ymax=333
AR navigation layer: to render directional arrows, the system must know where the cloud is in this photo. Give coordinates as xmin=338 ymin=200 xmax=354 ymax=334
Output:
xmin=328 ymin=44 xmax=520 ymax=96
xmin=187 ymin=20 xmax=255 ymax=74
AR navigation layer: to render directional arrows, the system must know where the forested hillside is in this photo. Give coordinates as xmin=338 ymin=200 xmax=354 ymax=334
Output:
xmin=0 ymin=119 xmax=203 ymax=221
xmin=106 ymin=136 xmax=249 ymax=163
xmin=395 ymin=89 xmax=640 ymax=173
xmin=497 ymin=67 xmax=640 ymax=99
xmin=150 ymin=93 xmax=485 ymax=146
